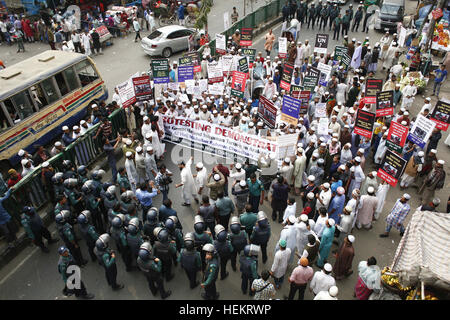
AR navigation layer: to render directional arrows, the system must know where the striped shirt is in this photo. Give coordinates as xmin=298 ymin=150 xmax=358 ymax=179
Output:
xmin=386 ymin=199 xmax=410 ymax=226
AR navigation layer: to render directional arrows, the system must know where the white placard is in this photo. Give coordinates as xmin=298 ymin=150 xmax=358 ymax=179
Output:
xmin=209 ymin=83 xmax=225 ymax=95
xmin=216 ymin=33 xmax=226 ymax=53
xmin=278 ymin=37 xmax=287 ymax=57
xmin=314 ymin=103 xmax=327 ymax=118
xmin=207 ymin=60 xmax=224 ymax=82
xmin=317 ymin=117 xmax=329 ymax=135
xmin=398 ymin=27 xmax=407 ymax=47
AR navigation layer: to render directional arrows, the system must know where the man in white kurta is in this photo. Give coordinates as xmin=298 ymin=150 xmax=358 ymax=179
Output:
xmin=293 ymin=148 xmax=307 ymax=194
xmin=141 ymin=117 xmax=152 ymax=140
xmin=270 ymin=240 xmax=291 ymax=289
xmin=374 ymin=181 xmax=390 ymax=220
xmin=356 ymin=187 xmax=378 ymax=229
xmin=176 ymin=157 xmax=196 ymax=206
xmin=303 ymin=40 xmax=312 ymax=60
xmin=276 ymin=216 xmax=297 ymax=264
xmin=374 ymin=134 xmax=388 ymax=165
xmin=360 ymin=171 xmax=378 ymax=195
xmin=134 ymin=147 xmax=147 ymax=185
xmin=81 ymin=30 xmax=91 ymax=56
xmin=282 ymin=200 xmax=297 ymax=224
xmin=144 ymin=147 xmax=158 ymax=181
xmin=263 ymin=78 xmax=277 ymax=99
xmin=401 ymin=79 xmax=417 ymax=109
xmin=309 ymin=264 xmax=336 ymax=295
xmin=229 ymin=163 xmax=246 ymax=184
xmin=348 ymin=158 xmax=365 ymax=197
xmin=125 ymin=152 xmax=138 ymax=193
xmin=382 ymin=43 xmax=398 ymax=69
xmin=194 ymin=162 xmax=208 ymax=201
xmin=350 ymin=42 xmax=362 ymax=69
xmin=280 ymin=158 xmax=294 ymax=183
xmin=151 ymin=128 xmax=165 ymax=158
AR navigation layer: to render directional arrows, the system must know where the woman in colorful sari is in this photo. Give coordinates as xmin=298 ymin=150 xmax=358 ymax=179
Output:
xmin=354 ymin=256 xmax=381 ymax=300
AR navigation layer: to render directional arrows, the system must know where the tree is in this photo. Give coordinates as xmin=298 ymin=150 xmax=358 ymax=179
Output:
xmin=194 ymin=0 xmax=213 ymax=33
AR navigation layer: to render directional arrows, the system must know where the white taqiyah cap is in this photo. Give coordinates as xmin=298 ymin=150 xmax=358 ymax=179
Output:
xmin=62 ymin=126 xmax=69 ymax=131
xmin=42 ymin=161 xmax=50 ymax=168
xmin=126 ymin=152 xmax=132 ymax=157
xmin=355 ymin=156 xmax=361 ymax=162
xmin=80 ymin=120 xmax=86 ymax=125
xmin=438 ymin=160 xmax=445 ymax=165
xmin=300 ymin=214 xmax=308 ymax=222
xmin=337 ymin=187 xmax=345 ymax=195
xmin=345 ymin=205 xmax=353 ymax=212
xmin=146 ymin=146 xmax=153 ymax=152
xmin=308 ymin=175 xmax=316 ymax=181
xmin=21 ymin=159 xmax=29 ymax=165
xmin=288 ymin=215 xmax=297 ymax=224
xmin=339 ymin=165 xmax=346 ymax=170
xmin=403 ymin=193 xmax=411 ymax=200
xmin=347 ymin=235 xmax=355 ymax=243
xmin=318 ymin=158 xmax=325 ymax=164
xmin=126 ymin=139 xmax=132 ymax=145
xmin=307 ymin=192 xmax=315 ymax=199
xmin=431 ymin=149 xmax=437 ymax=154
xmin=312 ymin=152 xmax=319 ymax=158
xmin=284 ymin=157 xmax=290 ymax=163
xmin=323 ymin=182 xmax=330 ymax=189
xmin=145 ymin=132 xmax=152 ymax=139
xmin=329 ymin=286 xmax=339 ymax=297
xmin=235 ymin=163 xmax=242 ymax=169
xmin=367 ymin=186 xmax=375 ymax=194
xmin=55 ymin=142 xmax=62 ymax=147
xmin=297 ymin=147 xmax=304 ymax=153
xmin=18 ymin=149 xmax=25 ymax=156
xmin=324 ymin=263 xmax=333 ymax=272
xmin=136 ymin=146 xmax=142 ymax=153
xmin=214 ymin=174 xmax=221 ymax=181
xmin=239 ymin=180 xmax=246 ymax=187
xmin=143 ymin=116 xmax=149 ymax=121
xmin=418 ymin=151 xmax=424 ymax=157
xmin=196 ymin=162 xmax=204 ymax=169
xmin=328 ymin=218 xmax=335 ymax=226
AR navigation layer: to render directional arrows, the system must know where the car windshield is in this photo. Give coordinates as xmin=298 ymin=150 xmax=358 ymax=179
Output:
xmin=380 ymin=4 xmax=401 ymax=15
xmin=147 ymin=30 xmax=162 ymax=40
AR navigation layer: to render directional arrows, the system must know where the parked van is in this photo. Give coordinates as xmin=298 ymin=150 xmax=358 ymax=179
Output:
xmin=374 ymin=0 xmax=405 ymax=32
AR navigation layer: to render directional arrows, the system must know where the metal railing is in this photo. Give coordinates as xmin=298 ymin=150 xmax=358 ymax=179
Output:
xmin=197 ymin=0 xmax=282 ymax=56
xmin=2 ymin=108 xmax=126 ymax=222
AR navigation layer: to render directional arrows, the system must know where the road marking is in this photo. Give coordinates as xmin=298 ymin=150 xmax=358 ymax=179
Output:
xmin=0 ymin=246 xmax=39 ymax=286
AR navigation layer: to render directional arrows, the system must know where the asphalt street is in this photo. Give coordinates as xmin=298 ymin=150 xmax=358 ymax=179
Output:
xmin=0 ymin=0 xmax=449 ymax=300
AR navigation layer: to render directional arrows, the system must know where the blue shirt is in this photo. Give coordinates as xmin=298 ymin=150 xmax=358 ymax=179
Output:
xmin=178 ymin=5 xmax=185 ymax=19
xmin=62 ymin=133 xmax=75 ymax=146
xmin=331 ymin=180 xmax=343 ymax=193
xmin=0 ymin=189 xmax=12 ymax=225
xmin=435 ymin=69 xmax=447 ymax=83
xmin=328 ymin=194 xmax=345 ymax=224
xmin=135 ymin=188 xmax=158 ymax=207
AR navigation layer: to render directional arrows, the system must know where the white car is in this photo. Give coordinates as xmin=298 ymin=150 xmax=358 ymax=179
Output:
xmin=141 ymin=25 xmax=199 ymax=58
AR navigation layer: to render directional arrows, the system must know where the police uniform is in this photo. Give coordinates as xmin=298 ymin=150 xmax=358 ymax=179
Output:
xmin=94 ymin=235 xmax=123 ymax=290
xmin=178 ymin=246 xmax=202 ymax=288
xmin=21 ymin=207 xmax=57 ymax=252
xmin=202 ymin=252 xmax=219 ymax=300
xmin=250 ymin=214 xmax=271 ymax=264
xmin=153 ymin=228 xmax=178 ymax=282
xmin=240 ymin=248 xmax=259 ymax=296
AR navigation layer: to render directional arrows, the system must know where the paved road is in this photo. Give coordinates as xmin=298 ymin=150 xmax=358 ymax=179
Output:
xmin=0 ymin=0 xmax=449 ymax=300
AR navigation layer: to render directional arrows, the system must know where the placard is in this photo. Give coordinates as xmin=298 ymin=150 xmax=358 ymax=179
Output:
xmin=314 ymin=103 xmax=327 ymax=118
xmin=179 ymin=56 xmax=193 ymax=66
xmin=290 ymin=84 xmax=303 ymax=99
xmin=208 ymin=83 xmax=225 ymax=95
xmin=117 ymin=77 xmax=137 ymax=108
xmin=242 ymin=48 xmax=256 ymax=67
xmin=298 ymin=91 xmax=310 ymax=115
xmin=303 ymin=75 xmax=318 ymax=92
xmin=306 ymin=66 xmax=320 ymax=78
xmin=430 ymin=100 xmax=450 ymax=131
xmin=207 ymin=60 xmax=224 ymax=84
xmin=334 ymin=45 xmax=351 ymax=69
xmin=279 ymin=37 xmax=288 ymax=59
xmin=407 ymin=114 xmax=436 ymax=148
xmin=224 ymin=12 xmax=230 ymax=30
xmin=317 ymin=117 xmax=329 ymax=136
xmin=95 ymin=25 xmax=112 ymax=42
xmin=238 ymin=57 xmax=249 ymax=74
xmin=377 ymin=150 xmax=407 ymax=187
xmin=231 ymin=71 xmax=247 ymax=98
xmin=258 ymin=95 xmax=277 ymax=129
xmin=132 ymin=75 xmax=152 ymax=102
xmin=215 ymin=33 xmax=226 ymax=55
xmin=365 ymin=79 xmax=383 ymax=104
xmin=240 ymin=28 xmax=253 ymax=47
xmin=281 ymin=95 xmax=301 ymax=126
xmin=398 ymin=27 xmax=407 ymax=47
xmin=317 ymin=62 xmax=332 ymax=86
xmin=354 ymin=109 xmax=376 ymax=139
xmin=376 ymin=90 xmax=394 ymax=117
xmin=386 ymin=121 xmax=409 ymax=153
xmin=221 ymin=54 xmax=234 ymax=76
xmin=314 ymin=34 xmax=329 ymax=54
xmin=183 ymin=51 xmax=201 ymax=73
xmin=151 ymin=58 xmax=170 ymax=84
xmin=280 ymin=63 xmax=294 ymax=91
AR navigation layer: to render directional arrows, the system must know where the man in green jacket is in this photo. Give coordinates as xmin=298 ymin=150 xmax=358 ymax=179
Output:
xmin=240 ymin=204 xmax=258 ymax=240
xmin=201 ymin=243 xmax=219 ymax=300
xmin=333 ymin=14 xmax=342 ymax=41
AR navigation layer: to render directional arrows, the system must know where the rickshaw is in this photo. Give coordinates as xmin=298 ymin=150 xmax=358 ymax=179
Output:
xmin=153 ymin=3 xmax=177 ymax=26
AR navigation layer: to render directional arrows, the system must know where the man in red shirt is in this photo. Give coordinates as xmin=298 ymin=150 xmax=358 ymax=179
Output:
xmin=7 ymin=169 xmax=22 ymax=188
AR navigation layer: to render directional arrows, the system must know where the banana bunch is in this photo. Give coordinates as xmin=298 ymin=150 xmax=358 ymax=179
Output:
xmin=381 ymin=267 xmax=411 ymax=291
xmin=406 ymin=290 xmax=438 ymax=300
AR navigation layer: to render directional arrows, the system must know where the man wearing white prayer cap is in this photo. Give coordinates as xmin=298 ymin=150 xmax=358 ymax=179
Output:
xmin=380 ymin=193 xmax=411 ymax=238
xmin=310 ymin=262 xmax=336 ymax=295
xmin=356 ymin=185 xmax=378 ymax=230
xmin=314 ymin=286 xmax=339 ymax=300
xmin=418 ymin=159 xmax=446 ymax=206
xmin=360 ymin=171 xmax=378 ymax=195
xmin=317 ymin=218 xmax=336 ymax=267
xmin=333 ymin=233 xmax=355 ymax=280
xmin=400 ymin=150 xmax=425 ymax=189
xmin=125 ymin=150 xmax=138 ymax=192
xmin=280 ymin=156 xmax=294 ymax=183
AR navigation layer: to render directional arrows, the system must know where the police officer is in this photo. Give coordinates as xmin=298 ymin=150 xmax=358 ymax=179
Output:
xmin=64 ymin=178 xmax=84 ymax=216
xmin=193 ymin=215 xmax=213 ymax=271
xmin=91 ymin=170 xmax=105 ymax=198
xmin=62 ymin=160 xmax=77 ymax=180
xmin=307 ymin=4 xmax=316 ymax=30
xmin=94 ymin=233 xmax=124 ymax=290
xmin=55 ymin=210 xmax=87 ymax=266
xmin=165 ymin=216 xmax=183 ymax=252
xmin=250 ymin=211 xmax=271 ymax=264
xmin=117 ymin=167 xmax=131 ymax=192
xmin=57 ymin=246 xmax=94 ymax=299
xmin=21 ymin=206 xmax=58 ymax=253
xmin=83 ymin=180 xmax=104 ymax=233
xmin=329 ymin=4 xmax=339 ymax=31
xmin=143 ymin=207 xmax=160 ymax=246
xmin=120 ymin=190 xmax=135 ymax=215
xmin=137 ymin=242 xmax=172 ymax=299
xmin=352 ymin=5 xmax=364 ymax=32
xmin=153 ymin=226 xmax=178 ymax=281
xmin=52 ymin=172 xmax=65 ymax=198
xmin=240 ymin=244 xmax=260 ymax=296
xmin=214 ymin=224 xmax=233 ymax=280
xmin=126 ymin=217 xmax=144 ymax=268
xmin=110 ymin=214 xmax=133 ymax=271
xmin=77 ymin=210 xmax=99 ymax=262
xmin=197 ymin=195 xmax=217 ymax=238
xmin=77 ymin=165 xmax=89 ymax=186
xmin=201 ymin=243 xmax=220 ymax=300
xmin=319 ymin=3 xmax=329 ymax=31
xmin=104 ymin=185 xmax=119 ymax=225
xmin=296 ymin=1 xmax=306 ymax=24
xmin=229 ymin=217 xmax=248 ymax=272
xmin=178 ymin=233 xmax=202 ymax=289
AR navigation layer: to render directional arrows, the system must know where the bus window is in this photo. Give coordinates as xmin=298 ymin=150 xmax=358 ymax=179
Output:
xmin=0 ymin=104 xmax=12 ymax=131
xmin=55 ymin=72 xmax=69 ymax=96
xmin=63 ymin=67 xmax=80 ymax=91
xmin=30 ymin=85 xmax=48 ymax=109
xmin=11 ymin=90 xmax=35 ymax=120
xmin=40 ymin=78 xmax=59 ymax=104
xmin=75 ymin=60 xmax=99 ymax=87
xmin=3 ymin=99 xmax=20 ymax=123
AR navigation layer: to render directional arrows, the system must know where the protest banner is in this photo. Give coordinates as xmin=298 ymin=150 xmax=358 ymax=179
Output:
xmin=208 ymin=83 xmax=224 ymax=95
xmin=277 ymin=134 xmax=298 ymax=159
xmin=314 ymin=103 xmax=327 ymax=118
xmin=162 ymin=116 xmax=278 ymax=163
xmin=306 ymin=66 xmax=320 ymax=78
xmin=281 ymin=95 xmax=301 ymax=126
xmin=221 ymin=54 xmax=234 ymax=77
xmin=179 ymin=55 xmax=193 ymax=66
xmin=95 ymin=25 xmax=112 ymax=43
xmin=207 ymin=60 xmax=224 ymax=84
xmin=242 ymin=48 xmax=256 ymax=67
xmin=258 ymin=95 xmax=277 ymax=129
xmin=377 ymin=150 xmax=407 ymax=187
xmin=303 ymin=74 xmax=318 ymax=92
xmin=298 ymin=91 xmax=310 ymax=115
xmin=280 ymin=63 xmax=294 ymax=91
xmin=407 ymin=114 xmax=436 ymax=148
xmin=354 ymin=109 xmax=376 ymax=139
xmin=365 ymin=79 xmax=383 ymax=104
xmin=240 ymin=28 xmax=253 ymax=47
xmin=151 ymin=58 xmax=170 ymax=84
xmin=132 ymin=75 xmax=152 ymax=102
xmin=334 ymin=45 xmax=351 ymax=69
xmin=386 ymin=121 xmax=409 ymax=153
xmin=317 ymin=62 xmax=332 ymax=86
xmin=183 ymin=51 xmax=201 ymax=73
xmin=117 ymin=76 xmax=137 ymax=108
xmin=238 ymin=57 xmax=249 ymax=74
xmin=278 ymin=37 xmax=288 ymax=59
xmin=231 ymin=71 xmax=247 ymax=98
xmin=376 ymin=90 xmax=394 ymax=117
xmin=317 ymin=117 xmax=329 ymax=135
xmin=430 ymin=100 xmax=450 ymax=131
xmin=314 ymin=34 xmax=329 ymax=54
xmin=178 ymin=65 xmax=194 ymax=83
xmin=215 ymin=34 xmax=227 ymax=55
xmin=290 ymin=84 xmax=303 ymax=99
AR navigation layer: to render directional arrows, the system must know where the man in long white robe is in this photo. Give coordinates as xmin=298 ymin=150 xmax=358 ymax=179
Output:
xmin=125 ymin=152 xmax=138 ymax=193
xmin=134 ymin=147 xmax=147 ymax=185
xmin=382 ymin=43 xmax=398 ymax=69
xmin=401 ymin=79 xmax=417 ymax=110
xmin=374 ymin=181 xmax=390 ymax=220
xmin=276 ymin=216 xmax=298 ymax=264
xmin=280 ymin=158 xmax=294 ymax=183
xmin=356 ymin=187 xmax=378 ymax=229
xmin=144 ymin=146 xmax=158 ymax=181
xmin=151 ymin=128 xmax=165 ymax=158
xmin=293 ymin=148 xmax=307 ymax=194
xmin=348 ymin=158 xmax=365 ymax=197
xmin=350 ymin=42 xmax=362 ymax=69
xmin=360 ymin=171 xmax=378 ymax=195
xmin=141 ymin=116 xmax=152 ymax=139
xmin=176 ymin=157 xmax=196 ymax=206
xmin=374 ymin=133 xmax=388 ymax=165
xmin=193 ymin=162 xmax=208 ymax=202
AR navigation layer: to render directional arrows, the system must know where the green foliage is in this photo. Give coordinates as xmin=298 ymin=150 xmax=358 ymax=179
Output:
xmin=194 ymin=0 xmax=213 ymax=30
